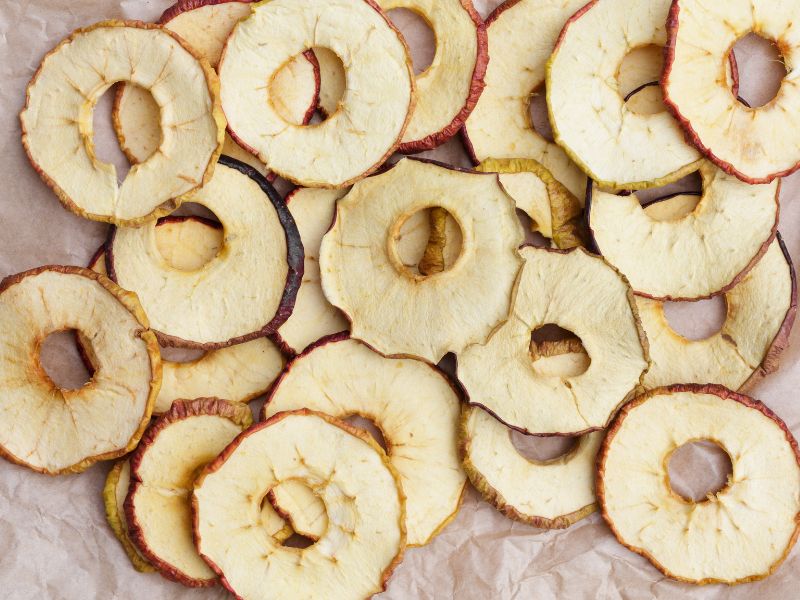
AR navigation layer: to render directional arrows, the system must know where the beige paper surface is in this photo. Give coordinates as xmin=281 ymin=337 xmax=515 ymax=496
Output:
xmin=1 ymin=1 xmax=799 ymax=598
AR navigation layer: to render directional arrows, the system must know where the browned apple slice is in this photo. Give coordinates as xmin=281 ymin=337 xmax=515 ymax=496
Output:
xmin=219 ymin=0 xmax=415 ymax=187
xmin=320 ymin=158 xmax=523 ymax=362
xmin=598 ymin=384 xmax=800 ymax=584
xmin=125 ymin=398 xmax=253 ymax=587
xmin=0 ymin=266 xmax=160 ymax=475
xmin=193 ymin=410 xmax=405 ymax=599
xmin=109 ymin=157 xmax=303 ymax=349
xmin=20 ymin=21 xmax=224 ymax=225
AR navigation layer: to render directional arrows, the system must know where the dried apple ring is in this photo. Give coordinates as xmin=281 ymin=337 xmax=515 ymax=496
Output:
xmin=547 ymin=0 xmax=702 ymax=189
xmin=219 ymin=0 xmax=415 ymax=187
xmin=193 ymin=410 xmax=405 ymax=600
xmin=663 ymin=0 xmax=800 ymax=183
xmin=20 ymin=21 xmax=225 ymax=225
xmin=320 ymin=158 xmax=524 ymax=363
xmin=598 ymin=384 xmax=800 ymax=584
xmin=0 ymin=266 xmax=160 ymax=475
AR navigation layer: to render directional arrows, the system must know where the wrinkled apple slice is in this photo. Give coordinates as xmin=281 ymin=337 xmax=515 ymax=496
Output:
xmin=598 ymin=384 xmax=800 ymax=584
xmin=587 ymin=162 xmax=779 ymax=301
xmin=114 ymin=0 xmax=319 ymax=178
xmin=547 ymin=0 xmax=701 ymax=189
xmin=458 ymin=246 xmax=649 ymax=436
xmin=0 ymin=267 xmax=160 ymax=475
xmin=477 ymin=158 xmax=585 ymax=249
xmin=263 ymin=335 xmax=465 ymax=546
xmin=20 ymin=21 xmax=224 ymax=225
xmin=462 ymin=0 xmax=588 ymax=198
xmin=87 ymin=225 xmax=285 ymax=414
xmin=104 ymin=460 xmax=155 ymax=573
xmin=636 ymin=195 xmax=796 ymax=391
xmin=125 ymin=398 xmax=253 ymax=587
xmin=663 ymin=0 xmax=800 ymax=183
xmin=193 ymin=410 xmax=405 ymax=600
xmin=109 ymin=157 xmax=303 ymax=349
xmin=219 ymin=0 xmax=414 ymax=187
xmin=320 ymin=158 xmax=523 ymax=362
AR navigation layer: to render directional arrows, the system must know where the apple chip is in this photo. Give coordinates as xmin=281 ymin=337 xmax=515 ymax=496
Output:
xmin=546 ymin=0 xmax=701 ymax=189
xmin=125 ymin=398 xmax=253 ymax=587
xmin=87 ymin=231 xmax=284 ymax=414
xmin=114 ymin=0 xmax=319 ymax=178
xmin=477 ymin=158 xmax=585 ymax=249
xmin=0 ymin=267 xmax=160 ymax=474
xmin=109 ymin=157 xmax=303 ymax=349
xmin=637 ymin=196 xmax=796 ymax=391
xmin=20 ymin=21 xmax=224 ymax=225
xmin=263 ymin=335 xmax=465 ymax=546
xmin=219 ymin=0 xmax=414 ymax=187
xmin=320 ymin=158 xmax=524 ymax=362
xmin=193 ymin=410 xmax=405 ymax=600
xmin=462 ymin=0 xmax=588 ymax=197
xmin=274 ymin=188 xmax=350 ymax=355
xmin=598 ymin=384 xmax=800 ymax=584
xmin=458 ymin=246 xmax=649 ymax=435
xmin=587 ymin=163 xmax=779 ymax=300
xmin=104 ymin=460 xmax=155 ymax=573
xmin=663 ymin=0 xmax=800 ymax=183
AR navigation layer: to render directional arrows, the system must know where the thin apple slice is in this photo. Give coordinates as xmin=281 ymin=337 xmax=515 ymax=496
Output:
xmin=636 ymin=195 xmax=796 ymax=391
xmin=663 ymin=0 xmax=800 ymax=183
xmin=587 ymin=162 xmax=779 ymax=301
xmin=598 ymin=384 xmax=800 ymax=584
xmin=104 ymin=460 xmax=155 ymax=573
xmin=125 ymin=398 xmax=253 ymax=587
xmin=193 ymin=410 xmax=405 ymax=600
xmin=0 ymin=266 xmax=160 ymax=475
xmin=20 ymin=21 xmax=224 ymax=225
xmin=219 ymin=0 xmax=415 ymax=187
xmin=263 ymin=335 xmax=465 ymax=546
xmin=477 ymin=158 xmax=585 ymax=249
xmin=458 ymin=246 xmax=649 ymax=436
xmin=109 ymin=157 xmax=303 ymax=349
xmin=320 ymin=158 xmax=523 ymax=362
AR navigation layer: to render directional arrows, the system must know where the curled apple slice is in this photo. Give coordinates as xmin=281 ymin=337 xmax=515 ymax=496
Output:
xmin=193 ymin=410 xmax=405 ymax=600
xmin=104 ymin=460 xmax=155 ymax=573
xmin=20 ymin=21 xmax=224 ymax=225
xmin=598 ymin=385 xmax=800 ymax=584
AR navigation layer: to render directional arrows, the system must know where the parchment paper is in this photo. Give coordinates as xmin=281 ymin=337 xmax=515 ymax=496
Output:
xmin=2 ymin=1 xmax=800 ymax=598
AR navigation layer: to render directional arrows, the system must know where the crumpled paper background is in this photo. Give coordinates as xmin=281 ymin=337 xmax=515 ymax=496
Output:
xmin=1 ymin=1 xmax=799 ymax=598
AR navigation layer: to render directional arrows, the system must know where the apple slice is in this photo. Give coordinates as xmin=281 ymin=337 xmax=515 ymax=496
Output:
xmin=320 ymin=158 xmax=523 ymax=363
xmin=20 ymin=21 xmax=224 ymax=225
xmin=635 ymin=195 xmax=796 ymax=391
xmin=546 ymin=0 xmax=702 ymax=190
xmin=663 ymin=0 xmax=800 ymax=183
xmin=263 ymin=335 xmax=465 ymax=546
xmin=104 ymin=460 xmax=155 ymax=573
xmin=219 ymin=0 xmax=415 ymax=187
xmin=125 ymin=398 xmax=253 ymax=587
xmin=477 ymin=158 xmax=585 ymax=249
xmin=461 ymin=0 xmax=588 ymax=198
xmin=458 ymin=246 xmax=649 ymax=436
xmin=0 ymin=266 xmax=160 ymax=475
xmin=109 ymin=157 xmax=303 ymax=349
xmin=113 ymin=0 xmax=319 ymax=178
xmin=598 ymin=384 xmax=800 ymax=584
xmin=587 ymin=162 xmax=779 ymax=301
xmin=193 ymin=410 xmax=405 ymax=599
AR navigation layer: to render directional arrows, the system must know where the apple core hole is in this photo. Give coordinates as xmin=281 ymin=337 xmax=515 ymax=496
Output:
xmin=155 ymin=204 xmax=224 ymax=272
xmin=635 ymin=171 xmax=703 ymax=206
xmin=387 ymin=8 xmax=436 ymax=75
xmin=92 ymin=84 xmax=145 ymax=184
xmin=617 ymin=44 xmax=666 ymax=115
xmin=731 ymin=33 xmax=787 ymax=108
xmin=392 ymin=206 xmax=464 ymax=278
xmin=664 ymin=296 xmax=727 ymax=341
xmin=668 ymin=440 xmax=733 ymax=503
xmin=510 ymin=430 xmax=579 ymax=463
xmin=344 ymin=415 xmax=389 ymax=453
xmin=528 ymin=85 xmax=555 ymax=143
xmin=39 ymin=330 xmax=94 ymax=391
xmin=516 ymin=209 xmax=552 ymax=248
xmin=530 ymin=324 xmax=590 ymax=378
xmin=269 ymin=51 xmax=326 ymax=125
